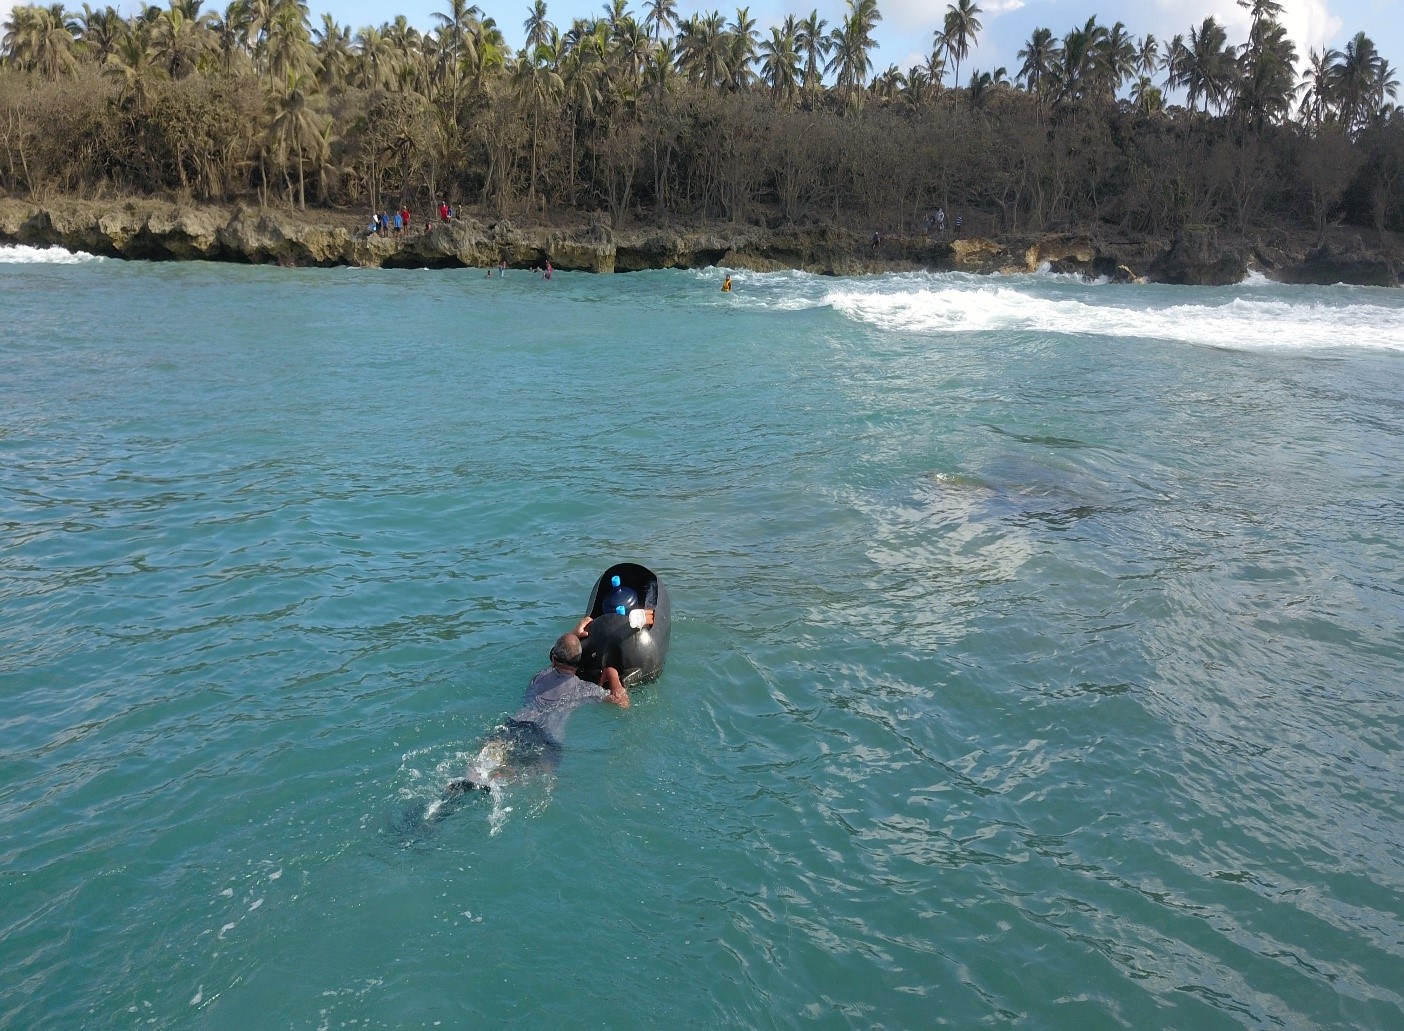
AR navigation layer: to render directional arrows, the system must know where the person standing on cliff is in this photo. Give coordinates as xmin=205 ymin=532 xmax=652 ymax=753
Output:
xmin=400 ymin=205 xmax=411 ymax=234
xmin=936 ymin=207 xmax=946 ymax=235
xmin=439 ymin=200 xmax=449 ymax=222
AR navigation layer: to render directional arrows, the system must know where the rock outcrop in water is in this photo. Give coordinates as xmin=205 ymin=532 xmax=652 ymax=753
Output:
xmin=1 ymin=197 xmax=1399 ymax=287
xmin=1150 ymin=226 xmax=1250 ymax=286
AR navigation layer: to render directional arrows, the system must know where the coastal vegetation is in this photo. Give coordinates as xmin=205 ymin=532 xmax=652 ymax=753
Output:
xmin=1 ymin=0 xmax=1401 ymax=241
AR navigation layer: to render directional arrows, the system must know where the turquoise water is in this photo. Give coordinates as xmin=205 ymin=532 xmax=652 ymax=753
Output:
xmin=3 ymin=248 xmax=1403 ymax=1028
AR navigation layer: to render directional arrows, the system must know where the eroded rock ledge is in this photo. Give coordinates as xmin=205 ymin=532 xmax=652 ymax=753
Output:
xmin=1 ymin=197 xmax=1399 ymax=287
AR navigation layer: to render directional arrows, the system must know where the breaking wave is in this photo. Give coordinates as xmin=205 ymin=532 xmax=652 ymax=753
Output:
xmin=0 ymin=244 xmax=105 ymax=264
xmin=813 ymin=276 xmax=1404 ymax=352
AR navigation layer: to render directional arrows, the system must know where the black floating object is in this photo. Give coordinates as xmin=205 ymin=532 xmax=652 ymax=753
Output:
xmin=578 ymin=563 xmax=671 ymax=687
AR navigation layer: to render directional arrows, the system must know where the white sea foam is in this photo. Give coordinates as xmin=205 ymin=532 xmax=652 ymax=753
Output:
xmin=0 ymin=243 xmax=104 ymax=264
xmin=818 ymin=279 xmax=1404 ymax=352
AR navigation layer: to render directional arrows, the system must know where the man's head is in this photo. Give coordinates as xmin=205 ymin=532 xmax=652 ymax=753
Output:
xmin=549 ymin=633 xmax=582 ymax=670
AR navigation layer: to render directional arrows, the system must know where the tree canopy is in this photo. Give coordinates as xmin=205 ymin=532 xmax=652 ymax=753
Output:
xmin=1 ymin=0 xmax=1400 ymax=238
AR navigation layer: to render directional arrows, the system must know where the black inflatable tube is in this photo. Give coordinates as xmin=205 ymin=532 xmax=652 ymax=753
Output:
xmin=578 ymin=562 xmax=671 ymax=686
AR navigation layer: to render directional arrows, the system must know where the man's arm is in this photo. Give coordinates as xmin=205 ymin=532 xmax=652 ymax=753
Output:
xmin=600 ymin=666 xmax=629 ymax=708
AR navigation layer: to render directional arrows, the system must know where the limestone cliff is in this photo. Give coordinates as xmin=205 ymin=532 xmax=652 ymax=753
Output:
xmin=1 ymin=197 xmax=1399 ymax=287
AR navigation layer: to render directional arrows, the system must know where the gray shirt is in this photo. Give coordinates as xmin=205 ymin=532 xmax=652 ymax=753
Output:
xmin=510 ymin=667 xmax=607 ymax=746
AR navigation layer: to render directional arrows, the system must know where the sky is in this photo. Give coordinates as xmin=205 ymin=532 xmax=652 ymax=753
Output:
xmin=4 ymin=0 xmax=1401 ymax=88
xmin=303 ymin=0 xmax=1403 ymax=82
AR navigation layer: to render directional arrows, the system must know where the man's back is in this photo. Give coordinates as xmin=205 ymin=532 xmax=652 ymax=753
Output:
xmin=511 ymin=668 xmax=606 ymax=746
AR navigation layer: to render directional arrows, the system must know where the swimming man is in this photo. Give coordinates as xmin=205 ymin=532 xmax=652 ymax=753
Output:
xmin=450 ymin=617 xmax=627 ymax=791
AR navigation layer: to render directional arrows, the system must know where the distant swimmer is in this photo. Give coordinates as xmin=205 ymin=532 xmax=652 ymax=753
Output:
xmin=721 ymin=275 xmax=732 ymax=293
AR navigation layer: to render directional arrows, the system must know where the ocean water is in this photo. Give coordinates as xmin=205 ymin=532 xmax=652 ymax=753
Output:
xmin=2 ymin=244 xmax=1402 ymax=1029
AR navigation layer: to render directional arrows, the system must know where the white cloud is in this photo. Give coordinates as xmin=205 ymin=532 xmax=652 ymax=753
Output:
xmin=1279 ymin=0 xmax=1344 ymax=57
xmin=883 ymin=0 xmax=1025 ymax=36
xmin=1152 ymin=0 xmax=1342 ymax=58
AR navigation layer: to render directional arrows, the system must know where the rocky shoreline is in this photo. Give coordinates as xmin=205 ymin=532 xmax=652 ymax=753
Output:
xmin=1 ymin=197 xmax=1400 ymax=287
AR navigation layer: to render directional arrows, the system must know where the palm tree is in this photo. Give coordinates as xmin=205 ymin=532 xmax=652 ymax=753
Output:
xmin=1297 ymin=48 xmax=1338 ymax=130
xmin=466 ymin=15 xmax=507 ymax=92
xmin=104 ymin=24 xmax=166 ymax=107
xmin=1095 ymin=21 xmax=1136 ymax=99
xmin=967 ymin=65 xmax=1006 ymax=108
xmin=901 ymin=64 xmax=932 ymax=111
xmin=433 ymin=0 xmax=480 ymax=61
xmin=725 ymin=7 xmax=759 ymax=91
xmin=513 ymin=40 xmax=563 ymax=205
xmin=353 ymin=25 xmax=396 ymax=89
xmin=826 ymin=0 xmax=880 ymax=98
xmin=264 ymin=0 xmax=313 ymax=83
xmin=642 ymin=36 xmax=677 ymax=96
xmin=235 ymin=0 xmax=276 ymax=66
xmin=604 ymin=0 xmax=629 ymax=25
xmin=1016 ymin=26 xmax=1056 ymax=101
xmin=941 ymin=0 xmax=980 ymax=89
xmin=1053 ymin=18 xmax=1104 ymax=105
xmin=269 ymin=71 xmax=328 ymax=208
xmin=641 ymin=0 xmax=675 ymax=44
xmin=923 ymin=46 xmax=945 ymax=90
xmin=794 ymin=9 xmax=828 ymax=92
xmin=759 ymin=20 xmax=799 ymax=102
xmin=1163 ymin=32 xmax=1185 ymax=89
xmin=209 ymin=3 xmax=252 ymax=74
xmin=614 ymin=14 xmax=651 ymax=95
xmin=1130 ymin=74 xmax=1163 ymax=116
xmin=74 ymin=3 xmax=124 ymax=65
xmin=1334 ymin=32 xmax=1398 ymax=132
xmin=871 ymin=63 xmax=902 ymax=104
xmin=524 ymin=0 xmax=553 ymax=51
xmin=1180 ymin=17 xmax=1234 ymax=114
xmin=312 ymin=14 xmax=352 ymax=90
xmin=3 ymin=3 xmax=81 ymax=79
xmin=677 ymin=11 xmax=728 ymax=90
xmin=1236 ymin=14 xmax=1296 ymax=131
xmin=1135 ymin=34 xmax=1159 ymax=78
xmin=149 ymin=6 xmax=212 ymax=79
xmin=558 ymin=31 xmax=603 ymax=202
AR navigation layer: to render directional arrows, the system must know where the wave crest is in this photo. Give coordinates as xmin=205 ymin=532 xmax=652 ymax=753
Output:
xmin=0 ymin=244 xmax=104 ymax=264
xmin=822 ymin=280 xmax=1404 ymax=352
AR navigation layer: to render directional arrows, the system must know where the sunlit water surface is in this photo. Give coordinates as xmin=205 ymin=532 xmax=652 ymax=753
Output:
xmin=2 ymin=247 xmax=1402 ymax=1028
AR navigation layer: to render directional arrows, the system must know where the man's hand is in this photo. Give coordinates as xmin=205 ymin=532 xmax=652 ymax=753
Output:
xmin=573 ymin=615 xmax=593 ymax=638
xmin=601 ymin=666 xmax=629 ymax=708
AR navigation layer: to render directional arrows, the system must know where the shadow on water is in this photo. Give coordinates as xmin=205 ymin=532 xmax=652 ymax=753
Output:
xmin=986 ymin=424 xmax=1090 ymax=449
xmin=918 ymin=470 xmax=1113 ymax=530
